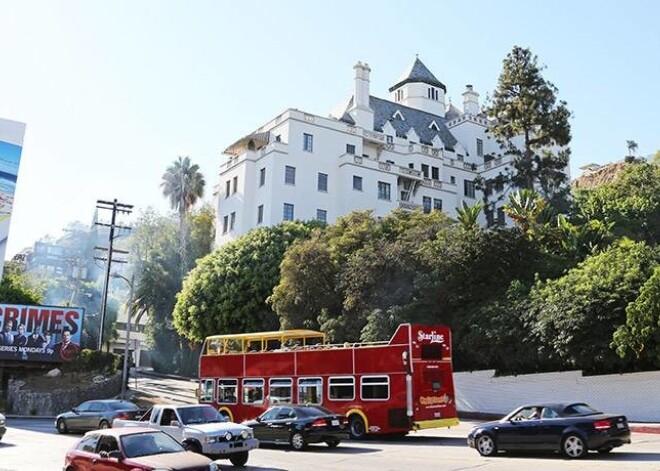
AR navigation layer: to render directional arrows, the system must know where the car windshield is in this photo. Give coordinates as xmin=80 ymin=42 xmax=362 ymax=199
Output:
xmin=297 ymin=406 xmax=334 ymax=417
xmin=178 ymin=406 xmax=227 ymax=424
xmin=108 ymin=401 xmax=138 ymax=411
xmin=562 ymin=403 xmax=601 ymax=416
xmin=121 ymin=432 xmax=183 ymax=458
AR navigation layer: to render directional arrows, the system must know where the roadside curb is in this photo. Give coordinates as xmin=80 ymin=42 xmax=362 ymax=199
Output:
xmin=5 ymin=415 xmax=56 ymax=420
xmin=630 ymin=425 xmax=660 ymax=435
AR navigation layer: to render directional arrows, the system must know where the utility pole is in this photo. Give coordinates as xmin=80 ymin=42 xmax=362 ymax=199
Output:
xmin=95 ymin=199 xmax=133 ymax=351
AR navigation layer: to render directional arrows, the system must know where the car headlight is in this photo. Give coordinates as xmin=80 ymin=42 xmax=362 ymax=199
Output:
xmin=204 ymin=435 xmax=218 ymax=444
xmin=224 ymin=431 xmax=233 ymax=441
xmin=241 ymin=430 xmax=250 ymax=440
xmin=0 ymin=420 xmax=5 ymax=426
xmin=209 ymin=463 xmax=218 ymax=471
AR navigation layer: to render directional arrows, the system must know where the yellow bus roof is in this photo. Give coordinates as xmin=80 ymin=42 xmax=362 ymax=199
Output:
xmin=205 ymin=329 xmax=325 ymax=342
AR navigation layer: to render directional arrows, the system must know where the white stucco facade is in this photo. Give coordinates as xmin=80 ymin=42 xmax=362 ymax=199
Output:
xmin=215 ymin=58 xmax=551 ymax=247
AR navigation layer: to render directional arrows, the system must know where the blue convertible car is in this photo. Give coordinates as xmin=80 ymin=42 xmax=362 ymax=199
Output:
xmin=467 ymin=402 xmax=631 ymax=459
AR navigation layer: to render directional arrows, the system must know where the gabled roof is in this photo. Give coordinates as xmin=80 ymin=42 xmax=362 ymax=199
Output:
xmin=389 ymin=57 xmax=446 ymax=93
xmin=368 ymin=96 xmax=457 ymax=150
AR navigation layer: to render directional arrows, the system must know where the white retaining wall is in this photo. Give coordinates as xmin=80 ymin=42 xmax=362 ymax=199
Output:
xmin=454 ymin=369 xmax=660 ymax=422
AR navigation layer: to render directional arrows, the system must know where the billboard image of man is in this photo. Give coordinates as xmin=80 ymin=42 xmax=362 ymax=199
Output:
xmin=0 ymin=319 xmax=14 ymax=346
xmin=53 ymin=329 xmax=81 ymax=362
xmin=26 ymin=327 xmax=45 ymax=348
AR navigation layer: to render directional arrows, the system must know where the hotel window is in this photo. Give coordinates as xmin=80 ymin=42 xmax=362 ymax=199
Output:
xmin=477 ymin=138 xmax=484 ymax=157
xmin=421 ymin=164 xmax=429 ymax=178
xmin=283 ymin=203 xmax=294 ymax=221
xmin=427 ymin=87 xmax=438 ymax=100
xmin=423 ymin=196 xmax=432 ymax=213
xmin=230 ymin=212 xmax=236 ymax=231
xmin=257 ymin=205 xmax=264 ymax=224
xmin=431 ymin=166 xmax=439 ymax=180
xmin=232 ymin=176 xmax=238 ymax=194
xmin=486 ymin=209 xmax=495 ymax=227
xmin=378 ymin=181 xmax=391 ymax=201
xmin=464 ymin=180 xmax=476 ymax=199
xmin=259 ymin=167 xmax=266 ymax=187
xmin=303 ymin=133 xmax=314 ymax=152
xmin=225 ymin=180 xmax=230 ymax=198
xmin=434 ymin=198 xmax=443 ymax=211
xmin=353 ymin=175 xmax=363 ymax=191
xmin=450 ymin=176 xmax=456 ymax=185
xmin=222 ymin=215 xmax=229 ymax=234
xmin=285 ymin=166 xmax=296 ymax=185
xmin=316 ymin=209 xmax=327 ymax=223
xmin=317 ymin=173 xmax=328 ymax=192
xmin=386 ymin=135 xmax=394 ymax=144
xmin=346 ymin=144 xmax=356 ymax=155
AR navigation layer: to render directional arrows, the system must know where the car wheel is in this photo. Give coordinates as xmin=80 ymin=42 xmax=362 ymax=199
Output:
xmin=99 ymin=420 xmax=110 ymax=430
xmin=562 ymin=433 xmax=587 ymax=459
xmin=290 ymin=431 xmax=307 ymax=451
xmin=229 ymin=451 xmax=249 ymax=466
xmin=184 ymin=440 xmax=202 ymax=454
xmin=56 ymin=419 xmax=68 ymax=434
xmin=598 ymin=447 xmax=613 ymax=454
xmin=348 ymin=415 xmax=366 ymax=440
xmin=325 ymin=438 xmax=340 ymax=448
xmin=475 ymin=433 xmax=497 ymax=457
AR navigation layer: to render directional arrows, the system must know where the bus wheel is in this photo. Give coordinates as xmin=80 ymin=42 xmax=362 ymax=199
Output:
xmin=349 ymin=415 xmax=366 ymax=440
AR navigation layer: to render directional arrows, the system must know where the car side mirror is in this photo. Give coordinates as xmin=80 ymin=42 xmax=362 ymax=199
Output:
xmin=108 ymin=450 xmax=122 ymax=460
xmin=72 ymin=408 xmax=78 ymax=414
xmin=256 ymin=417 xmax=262 ymax=423
xmin=170 ymin=420 xmax=181 ymax=427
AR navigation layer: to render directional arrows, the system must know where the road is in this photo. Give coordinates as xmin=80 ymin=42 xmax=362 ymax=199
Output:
xmin=2 ymin=417 xmax=660 ymax=471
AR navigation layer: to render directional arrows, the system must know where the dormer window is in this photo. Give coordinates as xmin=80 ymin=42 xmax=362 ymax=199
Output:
xmin=429 ymin=121 xmax=440 ymax=132
xmin=392 ymin=110 xmax=405 ymax=121
xmin=395 ymin=89 xmax=404 ymax=102
xmin=427 ymin=87 xmax=439 ymax=101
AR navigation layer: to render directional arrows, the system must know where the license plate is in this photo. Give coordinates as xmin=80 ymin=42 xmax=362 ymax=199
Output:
xmin=331 ymin=419 xmax=339 ymax=426
xmin=617 ymin=423 xmax=624 ymax=429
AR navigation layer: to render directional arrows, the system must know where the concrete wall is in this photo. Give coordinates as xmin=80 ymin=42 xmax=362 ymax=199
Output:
xmin=454 ymin=369 xmax=660 ymax=422
xmin=7 ymin=372 xmax=122 ymax=416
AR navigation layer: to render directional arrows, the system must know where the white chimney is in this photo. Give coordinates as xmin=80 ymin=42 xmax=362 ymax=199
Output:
xmin=349 ymin=61 xmax=374 ymax=130
xmin=462 ymin=84 xmax=480 ymax=116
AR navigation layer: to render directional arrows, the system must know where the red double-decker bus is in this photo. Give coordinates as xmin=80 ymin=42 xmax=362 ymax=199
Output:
xmin=197 ymin=323 xmax=458 ymax=438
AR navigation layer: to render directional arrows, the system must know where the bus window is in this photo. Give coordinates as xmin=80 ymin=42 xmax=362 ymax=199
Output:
xmin=199 ymin=379 xmax=214 ymax=403
xmin=328 ymin=376 xmax=355 ymax=401
xmin=225 ymin=338 xmax=241 ymax=353
xmin=243 ymin=379 xmax=264 ymax=404
xmin=246 ymin=340 xmax=262 ymax=352
xmin=208 ymin=340 xmax=222 ymax=355
xmin=298 ymin=378 xmax=322 ymax=405
xmin=266 ymin=339 xmax=282 ymax=351
xmin=361 ymin=376 xmax=390 ymax=400
xmin=218 ymin=378 xmax=238 ymax=404
xmin=269 ymin=378 xmax=293 ymax=404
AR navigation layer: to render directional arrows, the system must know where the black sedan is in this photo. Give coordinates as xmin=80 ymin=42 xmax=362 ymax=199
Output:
xmin=243 ymin=405 xmax=349 ymax=450
xmin=467 ymin=402 xmax=631 ymax=459
xmin=56 ymin=399 xmax=141 ymax=433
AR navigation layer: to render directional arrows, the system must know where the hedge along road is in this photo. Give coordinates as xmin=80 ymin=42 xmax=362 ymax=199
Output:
xmin=3 ymin=418 xmax=660 ymax=471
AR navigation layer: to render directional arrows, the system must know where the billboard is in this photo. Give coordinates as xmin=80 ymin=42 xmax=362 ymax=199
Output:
xmin=0 ymin=118 xmax=26 ymax=281
xmin=0 ymin=303 xmax=84 ymax=363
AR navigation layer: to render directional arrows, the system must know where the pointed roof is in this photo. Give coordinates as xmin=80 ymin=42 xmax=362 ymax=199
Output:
xmin=389 ymin=57 xmax=446 ymax=93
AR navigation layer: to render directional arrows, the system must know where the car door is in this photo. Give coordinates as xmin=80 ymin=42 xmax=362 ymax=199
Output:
xmin=536 ymin=407 xmax=566 ymax=450
xmin=68 ymin=401 xmax=93 ymax=430
xmin=88 ymin=402 xmax=108 ymax=429
xmin=158 ymin=408 xmax=184 ymax=442
xmin=253 ymin=408 xmax=280 ymax=442
xmin=268 ymin=407 xmax=296 ymax=442
xmin=495 ymin=407 xmax=540 ymax=450
xmin=69 ymin=433 xmax=101 ymax=471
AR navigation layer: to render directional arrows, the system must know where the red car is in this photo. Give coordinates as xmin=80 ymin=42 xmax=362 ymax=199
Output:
xmin=63 ymin=427 xmax=218 ymax=471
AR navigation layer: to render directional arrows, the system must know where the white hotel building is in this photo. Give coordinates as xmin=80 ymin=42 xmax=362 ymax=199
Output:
xmin=215 ymin=58 xmax=516 ymax=246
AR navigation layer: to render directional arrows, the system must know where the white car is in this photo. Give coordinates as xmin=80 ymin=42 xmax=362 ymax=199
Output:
xmin=0 ymin=413 xmax=6 ymax=441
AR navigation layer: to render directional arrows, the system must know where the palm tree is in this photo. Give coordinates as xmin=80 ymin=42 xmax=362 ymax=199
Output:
xmin=160 ymin=156 xmax=205 ymax=271
xmin=626 ymin=140 xmax=638 ymax=158
xmin=456 ymin=201 xmax=483 ymax=230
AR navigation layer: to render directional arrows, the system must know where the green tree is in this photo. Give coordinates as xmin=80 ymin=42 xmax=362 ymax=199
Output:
xmin=486 ymin=46 xmax=571 ymax=205
xmin=455 ymin=201 xmax=483 ymax=230
xmin=173 ymin=221 xmax=318 ymax=343
xmin=0 ymin=261 xmax=43 ymax=305
xmin=573 ymin=161 xmax=660 ymax=244
xmin=160 ymin=156 xmax=206 ymax=273
xmin=530 ymin=239 xmax=659 ymax=373
xmin=613 ymin=266 xmax=660 ymax=368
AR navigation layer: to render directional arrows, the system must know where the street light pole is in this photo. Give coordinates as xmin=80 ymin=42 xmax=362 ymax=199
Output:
xmin=112 ymin=272 xmax=135 ymax=401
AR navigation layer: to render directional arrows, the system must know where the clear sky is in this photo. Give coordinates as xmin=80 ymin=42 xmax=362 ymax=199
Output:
xmin=1 ymin=0 xmax=658 ymax=258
